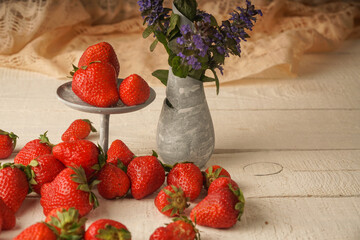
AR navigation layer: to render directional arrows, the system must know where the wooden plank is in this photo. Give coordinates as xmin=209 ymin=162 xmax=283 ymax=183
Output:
xmin=1 ymin=191 xmax=359 ymax=239
xmin=2 ymin=106 xmax=359 ymax=152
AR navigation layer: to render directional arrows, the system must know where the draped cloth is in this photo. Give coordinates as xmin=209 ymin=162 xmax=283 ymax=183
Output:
xmin=0 ymin=0 xmax=359 ymax=85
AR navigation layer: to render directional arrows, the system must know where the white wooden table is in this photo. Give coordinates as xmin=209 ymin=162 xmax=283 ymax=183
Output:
xmin=0 ymin=39 xmax=359 ymax=239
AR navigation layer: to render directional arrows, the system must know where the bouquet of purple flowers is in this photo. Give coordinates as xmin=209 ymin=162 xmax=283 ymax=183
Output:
xmin=138 ymin=0 xmax=262 ymax=93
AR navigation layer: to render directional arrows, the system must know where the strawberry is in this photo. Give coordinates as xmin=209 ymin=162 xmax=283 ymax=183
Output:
xmin=166 ymin=217 xmax=199 ymax=240
xmin=0 ymin=130 xmax=18 ymax=159
xmin=14 ymin=222 xmax=58 ymax=240
xmin=190 ymin=177 xmax=245 ymax=229
xmin=62 ymin=119 xmax=97 ymax=142
xmin=167 ymin=162 xmax=203 ymax=201
xmin=0 ymin=197 xmax=16 ymax=230
xmin=78 ymin=42 xmax=120 ymax=77
xmin=150 ymin=226 xmax=173 ymax=240
xmin=72 ymin=61 xmax=120 ymax=108
xmin=52 ymin=140 xmax=100 ymax=178
xmin=97 ymin=163 xmax=130 ymax=199
xmin=154 ymin=185 xmax=189 ymax=217
xmin=119 ymin=74 xmax=150 ymax=106
xmin=208 ymin=177 xmax=238 ymax=194
xmin=28 ymin=154 xmax=65 ymax=194
xmin=204 ymin=165 xmax=231 ymax=189
xmin=14 ymin=131 xmax=53 ymax=166
xmin=127 ymin=155 xmax=165 ymax=200
xmin=45 ymin=207 xmax=87 ymax=239
xmin=0 ymin=163 xmax=29 ymax=212
xmin=84 ymin=219 xmax=131 ymax=240
xmin=106 ymin=139 xmax=135 ymax=166
xmin=40 ymin=166 xmax=99 ymax=217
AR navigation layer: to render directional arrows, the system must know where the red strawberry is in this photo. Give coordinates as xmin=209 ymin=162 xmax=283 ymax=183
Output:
xmin=78 ymin=42 xmax=120 ymax=77
xmin=72 ymin=61 xmax=119 ymax=108
xmin=0 ymin=130 xmax=18 ymax=159
xmin=204 ymin=165 xmax=231 ymax=189
xmin=62 ymin=119 xmax=97 ymax=142
xmin=45 ymin=207 xmax=86 ymax=239
xmin=0 ymin=197 xmax=16 ymax=230
xmin=28 ymin=154 xmax=65 ymax=194
xmin=106 ymin=139 xmax=135 ymax=166
xmin=167 ymin=163 xmax=203 ymax=201
xmin=154 ymin=185 xmax=189 ymax=217
xmin=14 ymin=131 xmax=53 ymax=166
xmin=208 ymin=177 xmax=238 ymax=194
xmin=52 ymin=140 xmax=99 ymax=178
xmin=119 ymin=74 xmax=150 ymax=106
xmin=84 ymin=219 xmax=131 ymax=240
xmin=166 ymin=217 xmax=199 ymax=240
xmin=14 ymin=222 xmax=58 ymax=240
xmin=190 ymin=178 xmax=245 ymax=229
xmin=40 ymin=166 xmax=99 ymax=217
xmin=97 ymin=163 xmax=130 ymax=199
xmin=150 ymin=226 xmax=173 ymax=240
xmin=0 ymin=163 xmax=29 ymax=212
xmin=127 ymin=155 xmax=165 ymax=200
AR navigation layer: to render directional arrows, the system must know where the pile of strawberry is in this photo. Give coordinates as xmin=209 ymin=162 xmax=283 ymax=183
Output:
xmin=0 ymin=120 xmax=245 ymax=239
xmin=0 ymin=42 xmax=245 ymax=239
xmin=71 ymin=42 xmax=150 ymax=108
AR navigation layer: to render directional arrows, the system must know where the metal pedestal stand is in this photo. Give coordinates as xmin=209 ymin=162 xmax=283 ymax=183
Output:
xmin=56 ymin=80 xmax=156 ymax=153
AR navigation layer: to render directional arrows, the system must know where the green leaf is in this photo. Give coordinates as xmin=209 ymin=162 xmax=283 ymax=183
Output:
xmin=150 ymin=39 xmax=159 ymax=52
xmin=173 ymin=0 xmax=198 ymax=21
xmin=167 ymin=13 xmax=180 ymax=36
xmin=172 ymin=56 xmax=189 ymax=78
xmin=142 ymin=25 xmax=154 ymax=38
xmin=152 ymin=70 xmax=169 ymax=86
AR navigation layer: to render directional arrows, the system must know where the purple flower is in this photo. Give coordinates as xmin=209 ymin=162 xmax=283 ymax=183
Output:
xmin=180 ymin=24 xmax=192 ymax=35
xmin=137 ymin=0 xmax=166 ymax=25
xmin=186 ymin=56 xmax=202 ymax=70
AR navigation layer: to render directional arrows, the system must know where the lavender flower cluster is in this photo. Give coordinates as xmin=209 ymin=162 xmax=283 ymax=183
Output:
xmin=137 ymin=0 xmax=262 ymax=91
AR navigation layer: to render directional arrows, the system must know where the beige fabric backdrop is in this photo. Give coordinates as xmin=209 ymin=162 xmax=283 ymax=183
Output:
xmin=0 ymin=0 xmax=359 ymax=85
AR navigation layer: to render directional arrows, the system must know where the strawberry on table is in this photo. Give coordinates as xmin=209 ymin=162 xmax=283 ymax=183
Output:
xmin=13 ymin=222 xmax=58 ymax=240
xmin=150 ymin=216 xmax=199 ymax=240
xmin=97 ymin=162 xmax=130 ymax=200
xmin=127 ymin=154 xmax=165 ymax=200
xmin=106 ymin=139 xmax=135 ymax=166
xmin=72 ymin=61 xmax=120 ymax=108
xmin=0 ymin=130 xmax=18 ymax=160
xmin=62 ymin=119 xmax=97 ymax=142
xmin=14 ymin=131 xmax=53 ymax=166
xmin=52 ymin=139 xmax=100 ymax=179
xmin=154 ymin=185 xmax=189 ymax=217
xmin=0 ymin=163 xmax=29 ymax=212
xmin=204 ymin=165 xmax=231 ymax=189
xmin=45 ymin=207 xmax=87 ymax=239
xmin=190 ymin=177 xmax=245 ymax=229
xmin=40 ymin=166 xmax=99 ymax=217
xmin=78 ymin=42 xmax=120 ymax=77
xmin=150 ymin=226 xmax=172 ymax=240
xmin=28 ymin=154 xmax=65 ymax=194
xmin=0 ymin=197 xmax=16 ymax=230
xmin=84 ymin=219 xmax=131 ymax=240
xmin=167 ymin=162 xmax=203 ymax=201
xmin=119 ymin=74 xmax=150 ymax=106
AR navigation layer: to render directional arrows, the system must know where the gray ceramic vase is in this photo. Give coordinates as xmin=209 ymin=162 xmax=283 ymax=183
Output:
xmin=156 ymin=69 xmax=215 ymax=169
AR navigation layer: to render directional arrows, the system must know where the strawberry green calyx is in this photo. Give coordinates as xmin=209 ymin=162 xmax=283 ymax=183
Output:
xmin=48 ymin=207 xmax=87 ymax=240
xmin=0 ymin=129 xmax=18 ymax=149
xmin=204 ymin=166 xmax=227 ymax=189
xmin=92 ymin=144 xmax=107 ymax=172
xmin=39 ymin=131 xmax=54 ymax=148
xmin=82 ymin=119 xmax=97 ymax=132
xmin=162 ymin=186 xmax=189 ymax=217
xmin=96 ymin=224 xmax=131 ymax=240
xmin=69 ymin=166 xmax=100 ymax=209
xmin=228 ymin=183 xmax=245 ymax=221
